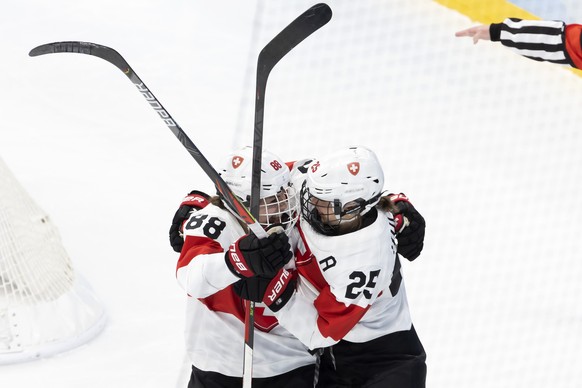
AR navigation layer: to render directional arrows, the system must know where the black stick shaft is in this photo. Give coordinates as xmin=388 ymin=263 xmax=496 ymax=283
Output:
xmin=244 ymin=4 xmax=332 ymax=387
xmin=29 ymin=41 xmax=267 ymax=238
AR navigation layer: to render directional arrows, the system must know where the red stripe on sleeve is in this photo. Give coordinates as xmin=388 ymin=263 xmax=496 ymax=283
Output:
xmin=200 ymin=288 xmax=279 ymax=333
xmin=176 ymin=235 xmax=223 ymax=274
xmin=199 ymin=287 xmax=244 ymax=321
xmin=178 ymin=235 xmax=281 ymax=333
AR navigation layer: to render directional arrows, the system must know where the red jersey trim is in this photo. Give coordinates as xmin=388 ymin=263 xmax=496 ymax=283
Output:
xmin=176 ymin=235 xmax=223 ymax=274
xmin=314 ymin=285 xmax=370 ymax=341
xmin=295 ymin=222 xmax=327 ymax=289
xmin=199 ymin=290 xmax=279 ymax=332
xmin=178 ymin=236 xmax=279 ymax=332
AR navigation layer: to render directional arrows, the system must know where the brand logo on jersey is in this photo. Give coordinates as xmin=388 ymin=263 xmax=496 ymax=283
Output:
xmin=267 ymin=269 xmax=291 ymax=303
xmin=347 ymin=162 xmax=360 ymax=176
xmin=232 ymin=156 xmax=244 ymax=169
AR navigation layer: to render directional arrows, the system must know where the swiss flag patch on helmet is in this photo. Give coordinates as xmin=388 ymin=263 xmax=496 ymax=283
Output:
xmin=347 ymin=162 xmax=360 ymax=176
xmin=232 ymin=156 xmax=244 ymax=169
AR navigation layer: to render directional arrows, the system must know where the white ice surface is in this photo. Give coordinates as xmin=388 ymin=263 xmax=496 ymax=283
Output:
xmin=1 ymin=1 xmax=581 ymax=387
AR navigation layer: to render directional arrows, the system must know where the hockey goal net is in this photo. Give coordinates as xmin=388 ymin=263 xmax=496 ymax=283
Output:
xmin=0 ymin=157 xmax=106 ymax=364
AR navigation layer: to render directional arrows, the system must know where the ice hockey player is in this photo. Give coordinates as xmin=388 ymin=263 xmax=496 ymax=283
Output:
xmin=456 ymin=18 xmax=582 ymax=69
xmin=233 ymin=146 xmax=427 ymax=388
xmin=171 ymin=145 xmax=315 ymax=388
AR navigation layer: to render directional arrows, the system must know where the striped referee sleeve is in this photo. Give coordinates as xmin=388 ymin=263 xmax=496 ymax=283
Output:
xmin=490 ymin=18 xmax=571 ymax=66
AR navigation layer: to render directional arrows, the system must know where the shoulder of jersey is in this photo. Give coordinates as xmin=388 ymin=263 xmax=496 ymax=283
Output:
xmin=304 ymin=213 xmax=395 ymax=273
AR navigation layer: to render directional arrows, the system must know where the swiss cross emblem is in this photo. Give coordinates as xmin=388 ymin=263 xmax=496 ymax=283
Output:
xmin=232 ymin=156 xmax=244 ymax=169
xmin=347 ymin=162 xmax=360 ymax=176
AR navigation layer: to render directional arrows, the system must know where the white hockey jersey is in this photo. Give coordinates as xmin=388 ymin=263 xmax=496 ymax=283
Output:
xmin=175 ymin=204 xmax=314 ymax=377
xmin=275 ymin=210 xmax=413 ymax=350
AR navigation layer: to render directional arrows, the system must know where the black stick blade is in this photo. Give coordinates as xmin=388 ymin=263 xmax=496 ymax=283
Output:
xmin=29 ymin=42 xmax=131 ymax=74
xmin=249 ymin=3 xmax=332 ymax=217
xmin=258 ymin=3 xmax=332 ymax=73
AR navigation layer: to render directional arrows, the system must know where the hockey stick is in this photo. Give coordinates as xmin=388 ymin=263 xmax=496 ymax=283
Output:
xmin=250 ymin=3 xmax=332 ymax=216
xmin=28 ymin=41 xmax=268 ymax=240
xmin=29 ymin=3 xmax=332 ymax=384
xmin=244 ymin=4 xmax=332 ymax=387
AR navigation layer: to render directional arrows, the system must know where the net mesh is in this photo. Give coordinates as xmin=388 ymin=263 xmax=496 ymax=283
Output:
xmin=0 ymin=157 xmax=105 ymax=363
xmin=0 ymin=158 xmax=74 ymax=305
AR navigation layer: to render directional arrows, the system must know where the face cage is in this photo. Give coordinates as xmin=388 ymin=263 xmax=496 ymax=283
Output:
xmin=250 ymin=185 xmax=299 ymax=235
xmin=299 ymin=183 xmax=368 ymax=236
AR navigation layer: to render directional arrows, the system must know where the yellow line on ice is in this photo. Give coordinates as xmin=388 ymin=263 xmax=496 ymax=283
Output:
xmin=434 ymin=0 xmax=537 ymax=23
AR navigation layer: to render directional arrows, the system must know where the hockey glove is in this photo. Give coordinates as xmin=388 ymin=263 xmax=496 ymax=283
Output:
xmin=225 ymin=230 xmax=292 ymax=278
xmin=388 ymin=193 xmax=426 ymax=261
xmin=233 ymin=268 xmax=296 ymax=312
xmin=169 ymin=190 xmax=211 ymax=252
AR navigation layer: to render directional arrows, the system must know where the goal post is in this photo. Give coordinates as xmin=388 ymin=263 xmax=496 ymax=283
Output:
xmin=0 ymin=157 xmax=106 ymax=364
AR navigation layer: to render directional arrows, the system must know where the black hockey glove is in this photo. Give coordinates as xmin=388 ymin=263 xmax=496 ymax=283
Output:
xmin=225 ymin=230 xmax=292 ymax=278
xmin=388 ymin=193 xmax=426 ymax=261
xmin=233 ymin=268 xmax=296 ymax=312
xmin=169 ymin=190 xmax=211 ymax=252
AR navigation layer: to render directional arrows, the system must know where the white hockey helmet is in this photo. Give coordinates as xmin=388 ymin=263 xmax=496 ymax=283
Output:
xmin=300 ymin=146 xmax=384 ymax=234
xmin=219 ymin=146 xmax=299 ymax=233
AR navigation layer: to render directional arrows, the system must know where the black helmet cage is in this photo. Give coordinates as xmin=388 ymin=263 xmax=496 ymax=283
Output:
xmin=300 ymin=180 xmax=381 ymax=235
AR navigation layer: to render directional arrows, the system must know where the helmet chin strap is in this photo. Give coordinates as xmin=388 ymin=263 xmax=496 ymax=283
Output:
xmin=333 ymin=199 xmax=343 ymax=216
